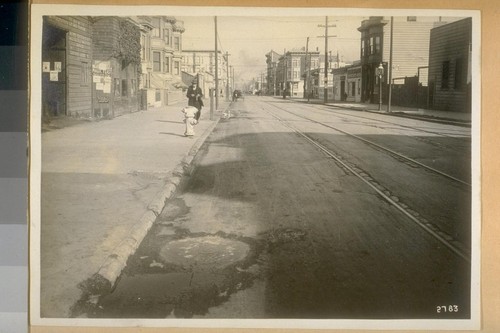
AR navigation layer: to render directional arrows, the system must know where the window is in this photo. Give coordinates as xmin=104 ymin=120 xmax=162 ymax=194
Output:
xmin=152 ymin=18 xmax=161 ymax=37
xmin=361 ymin=40 xmax=365 ymax=57
xmin=153 ymin=52 xmax=161 ymax=72
xmin=407 ymin=16 xmax=417 ymax=21
xmin=174 ymin=61 xmax=180 ymax=75
xmin=454 ymin=58 xmax=463 ymax=89
xmin=141 ymin=73 xmax=149 ymax=89
xmin=375 ymin=36 xmax=381 ymax=54
xmin=293 ymin=59 xmax=299 ymax=67
xmin=121 ymin=79 xmax=128 ymax=97
xmin=174 ymin=37 xmax=180 ymax=51
xmin=165 ymin=56 xmax=170 ymax=73
xmin=164 ymin=28 xmax=170 ymax=44
xmin=114 ymin=78 xmax=121 ymax=97
xmin=80 ymin=62 xmax=89 ymax=85
xmin=131 ymin=79 xmax=136 ymax=96
xmin=441 ymin=60 xmax=450 ymax=89
xmin=370 ymin=37 xmax=374 ymax=54
xmin=141 ymin=35 xmax=146 ymax=60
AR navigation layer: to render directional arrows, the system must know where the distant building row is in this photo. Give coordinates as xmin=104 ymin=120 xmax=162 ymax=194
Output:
xmin=264 ymin=16 xmax=472 ymax=112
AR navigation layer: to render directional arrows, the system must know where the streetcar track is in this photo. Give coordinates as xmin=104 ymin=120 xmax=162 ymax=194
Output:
xmin=297 ymin=101 xmax=470 ymax=140
xmin=275 ymin=100 xmax=471 ymax=154
xmin=257 ymin=106 xmax=471 ymax=263
xmin=262 ymin=100 xmax=471 ymax=187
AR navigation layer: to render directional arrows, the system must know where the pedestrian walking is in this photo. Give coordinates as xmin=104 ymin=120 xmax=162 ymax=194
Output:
xmin=181 ymin=106 xmax=198 ymax=138
xmin=186 ymin=79 xmax=204 ymax=121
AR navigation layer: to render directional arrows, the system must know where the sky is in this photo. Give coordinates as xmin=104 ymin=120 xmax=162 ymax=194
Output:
xmin=178 ymin=16 xmax=365 ymax=85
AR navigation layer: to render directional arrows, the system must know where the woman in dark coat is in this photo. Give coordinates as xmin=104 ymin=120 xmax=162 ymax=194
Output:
xmin=186 ymin=80 xmax=204 ymax=121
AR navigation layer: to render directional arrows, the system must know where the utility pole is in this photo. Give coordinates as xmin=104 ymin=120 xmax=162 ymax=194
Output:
xmin=305 ymin=37 xmax=309 ymax=101
xmin=214 ymin=16 xmax=219 ymax=110
xmin=284 ymin=53 xmax=287 ymax=98
xmin=260 ymin=73 xmax=264 ymax=96
xmin=323 ymin=17 xmax=329 ymax=104
xmin=387 ymin=16 xmax=394 ymax=113
xmin=225 ymin=51 xmax=230 ymax=101
xmin=318 ymin=16 xmax=336 ymax=104
xmin=274 ymin=65 xmax=277 ymax=96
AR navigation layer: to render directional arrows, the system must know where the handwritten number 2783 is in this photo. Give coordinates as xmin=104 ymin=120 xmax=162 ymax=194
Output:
xmin=437 ymin=305 xmax=459 ymax=313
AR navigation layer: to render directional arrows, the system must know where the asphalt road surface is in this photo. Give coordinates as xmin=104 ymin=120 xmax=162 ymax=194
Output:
xmin=77 ymin=96 xmax=472 ymax=321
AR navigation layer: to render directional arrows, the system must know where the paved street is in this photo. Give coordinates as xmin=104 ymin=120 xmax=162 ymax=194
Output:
xmin=71 ymin=96 xmax=472 ymax=320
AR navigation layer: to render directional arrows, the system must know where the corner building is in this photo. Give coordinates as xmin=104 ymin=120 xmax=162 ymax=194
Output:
xmin=357 ymin=16 xmax=462 ymax=104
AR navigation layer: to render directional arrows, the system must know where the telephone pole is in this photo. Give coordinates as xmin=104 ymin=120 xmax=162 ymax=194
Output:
xmin=225 ymin=51 xmax=230 ymax=101
xmin=214 ymin=16 xmax=219 ymax=110
xmin=387 ymin=16 xmax=394 ymax=113
xmin=305 ymin=37 xmax=310 ymax=101
xmin=318 ymin=16 xmax=336 ymax=104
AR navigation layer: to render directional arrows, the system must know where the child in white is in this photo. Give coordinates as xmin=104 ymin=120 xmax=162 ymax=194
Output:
xmin=181 ymin=106 xmax=198 ymax=137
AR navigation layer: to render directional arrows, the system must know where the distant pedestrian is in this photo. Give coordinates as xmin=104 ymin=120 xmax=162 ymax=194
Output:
xmin=181 ymin=106 xmax=198 ymax=138
xmin=186 ymin=80 xmax=204 ymax=121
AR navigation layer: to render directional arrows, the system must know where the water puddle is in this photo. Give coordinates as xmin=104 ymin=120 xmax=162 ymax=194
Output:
xmin=75 ymin=232 xmax=260 ymax=318
xmin=159 ymin=236 xmax=250 ymax=270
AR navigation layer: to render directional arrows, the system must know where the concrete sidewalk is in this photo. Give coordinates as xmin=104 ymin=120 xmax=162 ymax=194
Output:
xmin=40 ymin=100 xmax=229 ymax=317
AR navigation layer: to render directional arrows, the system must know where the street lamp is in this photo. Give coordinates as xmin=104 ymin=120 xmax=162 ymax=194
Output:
xmin=376 ymin=63 xmax=384 ymax=111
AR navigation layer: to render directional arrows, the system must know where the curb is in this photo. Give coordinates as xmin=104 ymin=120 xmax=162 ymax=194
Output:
xmin=327 ymin=104 xmax=471 ymax=127
xmin=362 ymin=108 xmax=472 ymax=127
xmin=95 ymin=103 xmax=229 ymax=288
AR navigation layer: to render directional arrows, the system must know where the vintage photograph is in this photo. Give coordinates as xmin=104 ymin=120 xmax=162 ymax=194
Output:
xmin=30 ymin=5 xmax=481 ymax=330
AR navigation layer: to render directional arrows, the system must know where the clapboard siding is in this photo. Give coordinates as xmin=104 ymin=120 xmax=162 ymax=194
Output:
xmin=428 ymin=18 xmax=472 ymax=112
xmin=383 ymin=21 xmax=436 ymax=79
xmin=44 ymin=16 xmax=93 ymax=117
xmin=92 ymin=17 xmax=141 ymax=117
xmin=92 ymin=18 xmax=121 ymax=60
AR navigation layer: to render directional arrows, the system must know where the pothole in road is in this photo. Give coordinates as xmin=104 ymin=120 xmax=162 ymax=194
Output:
xmin=159 ymin=236 xmax=250 ymax=270
xmin=74 ymin=232 xmax=262 ymax=319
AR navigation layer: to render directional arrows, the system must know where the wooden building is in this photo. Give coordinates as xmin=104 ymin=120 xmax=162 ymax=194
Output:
xmin=42 ymin=16 xmax=142 ymax=120
xmin=92 ymin=17 xmax=141 ymax=118
xmin=332 ymin=62 xmax=362 ymax=102
xmin=428 ymin=17 xmax=472 ymax=113
xmin=276 ymin=49 xmax=321 ymax=98
xmin=181 ymin=49 xmax=228 ymax=98
xmin=357 ymin=16 xmax=462 ymax=104
xmin=42 ymin=16 xmax=93 ymax=119
xmin=265 ymin=50 xmax=281 ymax=96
